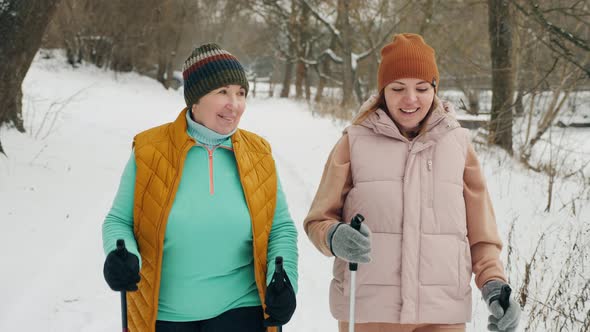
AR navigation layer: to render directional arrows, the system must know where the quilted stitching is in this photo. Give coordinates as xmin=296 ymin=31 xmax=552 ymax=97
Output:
xmin=233 ymin=129 xmax=277 ymax=318
xmin=130 ymin=114 xmax=189 ymax=331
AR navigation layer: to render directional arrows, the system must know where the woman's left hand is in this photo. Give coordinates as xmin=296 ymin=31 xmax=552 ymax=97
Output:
xmin=263 ymin=267 xmax=296 ymax=326
xmin=482 ymin=280 xmax=521 ymax=331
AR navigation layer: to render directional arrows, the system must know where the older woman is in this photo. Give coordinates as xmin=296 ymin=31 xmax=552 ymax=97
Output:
xmin=102 ymin=43 xmax=298 ymax=332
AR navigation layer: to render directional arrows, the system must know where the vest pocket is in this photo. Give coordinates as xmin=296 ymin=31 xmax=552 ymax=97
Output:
xmin=342 ymin=232 xmax=402 ymax=296
xmin=419 ymin=234 xmax=459 ymax=286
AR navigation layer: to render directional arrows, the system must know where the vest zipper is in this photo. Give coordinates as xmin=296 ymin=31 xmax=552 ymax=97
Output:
xmin=427 ymin=159 xmax=432 ymax=171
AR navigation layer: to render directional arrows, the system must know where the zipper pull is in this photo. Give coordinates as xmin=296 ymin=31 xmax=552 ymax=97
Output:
xmin=427 ymin=159 xmax=432 ymax=171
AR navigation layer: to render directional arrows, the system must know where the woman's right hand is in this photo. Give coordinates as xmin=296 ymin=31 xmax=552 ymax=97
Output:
xmin=103 ymin=246 xmax=141 ymax=291
xmin=326 ymin=222 xmax=372 ymax=263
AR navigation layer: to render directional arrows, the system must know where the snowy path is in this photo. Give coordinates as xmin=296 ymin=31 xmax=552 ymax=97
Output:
xmin=0 ymin=57 xmax=350 ymax=331
xmin=7 ymin=54 xmax=589 ymax=331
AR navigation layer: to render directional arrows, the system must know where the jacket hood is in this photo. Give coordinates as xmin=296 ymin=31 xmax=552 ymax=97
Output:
xmin=357 ymin=97 xmax=461 ymax=144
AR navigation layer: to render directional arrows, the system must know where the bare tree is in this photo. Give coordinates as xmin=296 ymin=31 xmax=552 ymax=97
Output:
xmin=0 ymin=0 xmax=62 ymax=155
xmin=280 ymin=1 xmax=297 ymax=98
xmin=153 ymin=0 xmax=188 ymax=88
xmin=488 ymin=0 xmax=515 ymax=154
xmin=250 ymin=0 xmax=320 ymax=99
xmin=428 ymin=1 xmax=491 ymax=116
xmin=314 ymin=32 xmax=338 ymax=103
xmin=338 ymin=0 xmax=355 ymax=107
xmin=302 ymin=0 xmax=410 ymax=107
xmin=46 ymin=0 xmax=153 ymax=72
xmin=511 ymin=0 xmax=590 ymax=78
xmin=294 ymin=3 xmax=311 ymax=100
xmin=505 ymin=0 xmax=590 ymax=176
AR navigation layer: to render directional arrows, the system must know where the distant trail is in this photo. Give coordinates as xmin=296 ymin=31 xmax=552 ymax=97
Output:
xmin=273 ymin=149 xmax=316 ymax=206
xmin=238 ymin=98 xmax=347 ymax=331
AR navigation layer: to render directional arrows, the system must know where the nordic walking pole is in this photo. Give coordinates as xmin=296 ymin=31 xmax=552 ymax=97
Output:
xmin=116 ymin=239 xmax=129 ymax=332
xmin=348 ymin=214 xmax=365 ymax=332
xmin=274 ymin=256 xmax=284 ymax=332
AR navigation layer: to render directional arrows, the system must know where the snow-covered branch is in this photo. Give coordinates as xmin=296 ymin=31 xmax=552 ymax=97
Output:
xmin=512 ymin=0 xmax=589 ymax=52
xmin=299 ymin=0 xmax=340 ymax=41
xmin=321 ymin=48 xmax=343 ymax=64
xmin=0 ymin=0 xmax=9 ymax=15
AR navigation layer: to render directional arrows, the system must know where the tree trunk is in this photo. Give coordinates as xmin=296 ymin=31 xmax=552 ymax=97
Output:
xmin=513 ymin=8 xmax=525 ymax=118
xmin=163 ymin=2 xmax=185 ymax=90
xmin=0 ymin=0 xmax=62 ymax=155
xmin=294 ymin=22 xmax=303 ymax=99
xmin=280 ymin=59 xmax=294 ymax=98
xmin=487 ymin=0 xmax=514 ymax=154
xmin=354 ymin=77 xmax=364 ymax=104
xmin=295 ymin=4 xmax=310 ymax=99
xmin=280 ymin=0 xmax=297 ymax=98
xmin=467 ymin=89 xmax=480 ymax=115
xmin=315 ymin=33 xmax=338 ymax=103
xmin=156 ymin=54 xmax=167 ymax=87
xmin=418 ymin=0 xmax=434 ymax=35
xmin=338 ymin=0 xmax=354 ymax=107
xmin=514 ymin=88 xmax=524 ymax=117
xmin=314 ymin=58 xmax=329 ymax=102
xmin=295 ymin=61 xmax=305 ymax=99
xmin=367 ymin=51 xmax=378 ymax=95
xmin=154 ymin=3 xmax=167 ymax=87
xmin=304 ymin=66 xmax=311 ymax=101
xmin=165 ymin=51 xmax=176 ymax=89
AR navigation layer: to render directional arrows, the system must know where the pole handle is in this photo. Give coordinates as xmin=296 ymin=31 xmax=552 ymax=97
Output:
xmin=116 ymin=239 xmax=128 ymax=259
xmin=275 ymin=256 xmax=284 ymax=274
xmin=348 ymin=214 xmax=365 ymax=271
xmin=499 ymin=284 xmax=512 ymax=312
xmin=274 ymin=256 xmax=285 ymax=289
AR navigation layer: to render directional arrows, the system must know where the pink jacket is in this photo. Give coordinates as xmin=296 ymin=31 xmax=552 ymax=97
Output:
xmin=304 ymin=100 xmax=506 ymax=324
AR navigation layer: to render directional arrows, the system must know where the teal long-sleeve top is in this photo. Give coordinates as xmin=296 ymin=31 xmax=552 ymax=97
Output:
xmin=102 ymin=112 xmax=298 ymax=322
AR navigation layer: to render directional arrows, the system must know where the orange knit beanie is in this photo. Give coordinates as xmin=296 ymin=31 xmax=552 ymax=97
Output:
xmin=377 ymin=33 xmax=439 ymax=92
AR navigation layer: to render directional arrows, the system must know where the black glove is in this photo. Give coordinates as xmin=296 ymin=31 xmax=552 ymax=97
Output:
xmin=103 ymin=245 xmax=140 ymax=291
xmin=263 ymin=266 xmax=296 ymax=326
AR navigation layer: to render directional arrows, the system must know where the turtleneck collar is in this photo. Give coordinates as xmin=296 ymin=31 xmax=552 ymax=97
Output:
xmin=185 ymin=109 xmax=236 ymax=147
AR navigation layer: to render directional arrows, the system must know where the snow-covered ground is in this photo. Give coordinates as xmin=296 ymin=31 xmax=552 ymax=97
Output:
xmin=1 ymin=52 xmax=588 ymax=331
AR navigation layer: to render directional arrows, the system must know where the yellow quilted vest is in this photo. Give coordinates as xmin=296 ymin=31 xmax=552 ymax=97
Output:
xmin=129 ymin=108 xmax=278 ymax=332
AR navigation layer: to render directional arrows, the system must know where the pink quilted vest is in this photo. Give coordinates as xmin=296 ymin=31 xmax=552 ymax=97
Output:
xmin=330 ymin=103 xmax=473 ymax=324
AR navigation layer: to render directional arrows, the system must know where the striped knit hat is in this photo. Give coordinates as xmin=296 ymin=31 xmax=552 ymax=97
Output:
xmin=182 ymin=43 xmax=249 ymax=106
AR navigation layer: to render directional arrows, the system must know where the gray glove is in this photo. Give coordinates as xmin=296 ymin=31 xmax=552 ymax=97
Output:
xmin=326 ymin=222 xmax=371 ymax=263
xmin=482 ymin=280 xmax=521 ymax=332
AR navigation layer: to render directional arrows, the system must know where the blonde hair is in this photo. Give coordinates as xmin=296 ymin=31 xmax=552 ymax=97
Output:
xmin=353 ymin=90 xmax=439 ymax=139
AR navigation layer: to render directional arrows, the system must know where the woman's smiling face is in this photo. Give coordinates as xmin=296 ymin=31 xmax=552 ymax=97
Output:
xmin=383 ymin=78 xmax=435 ymax=135
xmin=191 ymin=84 xmax=246 ymax=135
